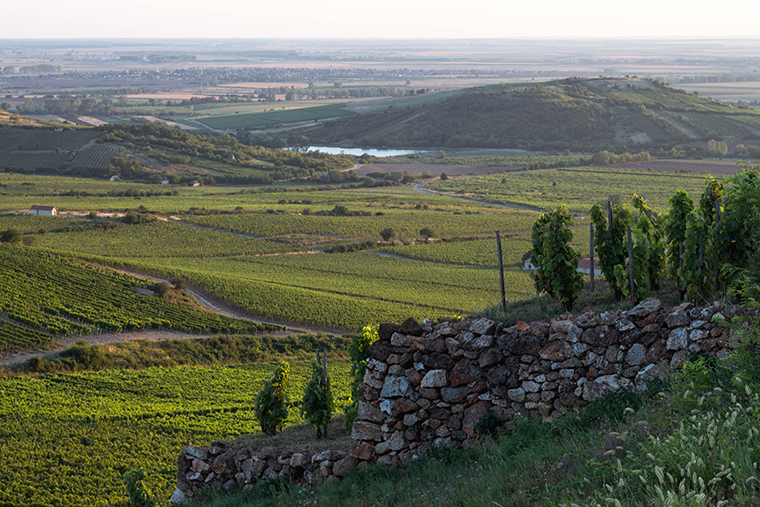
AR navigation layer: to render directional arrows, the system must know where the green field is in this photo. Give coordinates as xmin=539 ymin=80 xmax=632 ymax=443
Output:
xmin=0 ymin=245 xmax=276 ymax=351
xmin=428 ymin=165 xmax=719 ymax=213
xmin=0 ymin=360 xmax=351 ymax=507
xmin=200 ymin=104 xmax=354 ymax=130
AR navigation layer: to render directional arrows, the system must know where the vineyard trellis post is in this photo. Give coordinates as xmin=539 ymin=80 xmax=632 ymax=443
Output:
xmin=607 ymin=200 xmax=613 ymax=227
xmin=496 ymin=231 xmax=506 ymax=312
xmin=714 ymin=199 xmax=721 ymax=293
xmin=627 ymin=225 xmax=635 ymax=306
xmin=678 ymin=241 xmax=683 ymax=303
xmin=589 ymin=222 xmax=595 ymax=291
xmin=697 ymin=234 xmax=704 ymax=306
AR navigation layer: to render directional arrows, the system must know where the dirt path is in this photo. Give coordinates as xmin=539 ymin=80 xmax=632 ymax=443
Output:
xmin=108 ymin=266 xmax=346 ymax=336
xmin=412 ymin=184 xmax=543 ymax=212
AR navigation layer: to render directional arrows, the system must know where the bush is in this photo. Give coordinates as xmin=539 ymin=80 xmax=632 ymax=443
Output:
xmin=301 ymin=358 xmax=334 ymax=438
xmin=151 ymin=282 xmax=171 ymax=298
xmin=0 ymin=228 xmax=21 ymax=245
xmin=379 ymin=227 xmax=395 ymax=242
xmin=345 ymin=325 xmax=378 ymax=431
xmin=254 ymin=361 xmax=290 ymax=435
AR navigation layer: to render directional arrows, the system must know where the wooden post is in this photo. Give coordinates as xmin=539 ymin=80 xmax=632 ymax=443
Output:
xmin=323 ymin=348 xmax=328 ymax=379
xmin=496 ymin=231 xmax=506 ymax=312
xmin=607 ymin=200 xmax=613 ymax=228
xmin=677 ymin=241 xmax=683 ymax=303
xmin=697 ymin=234 xmax=703 ymax=306
xmin=627 ymin=225 xmax=635 ymax=306
xmin=589 ymin=222 xmax=595 ymax=292
xmin=714 ymin=199 xmax=721 ymax=293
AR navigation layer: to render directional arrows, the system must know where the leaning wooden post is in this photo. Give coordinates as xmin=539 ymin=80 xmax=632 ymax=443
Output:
xmin=496 ymin=231 xmax=506 ymax=312
xmin=627 ymin=225 xmax=635 ymax=306
xmin=322 ymin=348 xmax=328 ymax=380
xmin=589 ymin=222 xmax=595 ymax=292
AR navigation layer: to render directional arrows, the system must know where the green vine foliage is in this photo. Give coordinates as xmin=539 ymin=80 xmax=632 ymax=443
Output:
xmin=699 ymin=175 xmax=725 ymax=229
xmin=530 ymin=205 xmax=584 ymax=310
xmin=123 ymin=468 xmax=157 ymax=507
xmin=680 ymin=211 xmax=715 ymax=304
xmin=254 ymin=361 xmax=290 ymax=436
xmin=715 ymin=167 xmax=760 ymax=293
xmin=344 ymin=325 xmax=378 ymax=432
xmin=530 ymin=213 xmax=554 ymax=298
xmin=301 ymin=358 xmax=334 ymax=438
xmin=590 ymin=203 xmax=631 ymax=301
xmin=665 ymin=190 xmax=695 ymax=282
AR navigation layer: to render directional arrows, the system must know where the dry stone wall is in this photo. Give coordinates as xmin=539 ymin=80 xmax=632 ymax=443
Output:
xmin=174 ymin=298 xmax=747 ymax=502
xmin=348 ymin=298 xmax=740 ymax=468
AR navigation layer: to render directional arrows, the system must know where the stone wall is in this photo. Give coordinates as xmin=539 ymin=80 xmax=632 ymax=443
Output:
xmin=174 ymin=298 xmax=747 ymax=502
xmin=347 ymin=298 xmax=740 ymax=468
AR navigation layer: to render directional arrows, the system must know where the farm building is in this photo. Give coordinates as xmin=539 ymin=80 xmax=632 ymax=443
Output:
xmin=109 ymin=175 xmax=120 ymax=182
xmin=30 ymin=205 xmax=57 ymax=216
xmin=191 ymin=180 xmax=201 ymax=187
xmin=160 ymin=178 xmax=170 ymax=185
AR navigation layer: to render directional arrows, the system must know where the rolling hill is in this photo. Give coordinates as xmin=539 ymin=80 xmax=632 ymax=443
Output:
xmin=301 ymin=77 xmax=760 ymax=152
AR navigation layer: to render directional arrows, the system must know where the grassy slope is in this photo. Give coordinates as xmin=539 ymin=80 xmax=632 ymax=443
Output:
xmin=302 ymin=77 xmax=760 ymax=151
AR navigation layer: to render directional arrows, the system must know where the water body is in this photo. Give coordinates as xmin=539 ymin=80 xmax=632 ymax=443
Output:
xmin=306 ymin=146 xmax=428 ymax=157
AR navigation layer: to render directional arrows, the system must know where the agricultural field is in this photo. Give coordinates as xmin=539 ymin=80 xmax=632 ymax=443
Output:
xmin=0 ymin=360 xmax=352 ymax=507
xmin=679 ymin=81 xmax=760 ymax=103
xmin=200 ymin=103 xmax=354 ymax=130
xmin=0 ymin=245 xmax=276 ymax=352
xmin=113 ymin=254 xmax=535 ymax=329
xmin=427 ymin=165 xmax=724 ymax=213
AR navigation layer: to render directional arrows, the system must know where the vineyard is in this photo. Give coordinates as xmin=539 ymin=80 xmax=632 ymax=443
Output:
xmin=0 ymin=126 xmax=116 ymax=173
xmin=0 ymin=361 xmax=351 ymax=507
xmin=113 ymin=253 xmax=535 ymax=329
xmin=200 ymin=103 xmax=354 ymax=130
xmin=0 ymin=245 xmax=277 ymax=351
xmin=428 ymin=165 xmax=722 ymax=213
xmin=35 ymin=220 xmax=298 ymax=258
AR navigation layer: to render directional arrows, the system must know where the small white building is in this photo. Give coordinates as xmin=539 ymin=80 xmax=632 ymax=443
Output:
xmin=191 ymin=180 xmax=201 ymax=187
xmin=30 ymin=205 xmax=57 ymax=216
xmin=109 ymin=175 xmax=120 ymax=182
xmin=160 ymin=178 xmax=170 ymax=185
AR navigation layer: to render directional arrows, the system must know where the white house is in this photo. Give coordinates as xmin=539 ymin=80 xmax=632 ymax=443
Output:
xmin=30 ymin=205 xmax=57 ymax=216
xmin=523 ymin=250 xmax=601 ymax=276
xmin=160 ymin=178 xmax=170 ymax=185
xmin=109 ymin=175 xmax=120 ymax=182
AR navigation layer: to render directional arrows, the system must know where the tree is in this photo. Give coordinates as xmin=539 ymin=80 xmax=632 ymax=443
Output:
xmin=419 ymin=227 xmax=436 ymax=240
xmin=301 ymin=357 xmax=334 ymax=438
xmin=440 ymin=172 xmax=449 ymax=181
xmin=530 ymin=205 xmax=584 ymax=310
xmin=254 ymin=362 xmax=290 ymax=435
xmin=0 ymin=228 xmax=22 ymax=245
xmin=379 ymin=228 xmax=395 ymax=242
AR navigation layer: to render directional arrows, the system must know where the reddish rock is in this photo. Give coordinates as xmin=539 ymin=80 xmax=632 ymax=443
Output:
xmin=399 ymin=317 xmax=424 ymax=336
xmin=378 ymin=323 xmax=400 ymax=341
xmin=449 ymin=359 xmax=482 ymax=387
xmin=539 ymin=340 xmax=573 ymax=362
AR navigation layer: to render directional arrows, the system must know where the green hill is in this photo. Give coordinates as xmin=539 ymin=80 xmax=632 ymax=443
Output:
xmin=302 ymin=77 xmax=760 ymax=151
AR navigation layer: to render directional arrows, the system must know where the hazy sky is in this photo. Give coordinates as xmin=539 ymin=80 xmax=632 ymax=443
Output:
xmin=4 ymin=0 xmax=760 ymax=39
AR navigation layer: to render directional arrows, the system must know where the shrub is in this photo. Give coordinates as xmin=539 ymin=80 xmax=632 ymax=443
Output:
xmin=345 ymin=325 xmax=378 ymax=431
xmin=301 ymin=358 xmax=334 ymax=438
xmin=254 ymin=361 xmax=290 ymax=435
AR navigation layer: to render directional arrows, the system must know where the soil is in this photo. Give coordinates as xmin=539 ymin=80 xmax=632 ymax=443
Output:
xmin=357 ymin=163 xmax=524 ymax=176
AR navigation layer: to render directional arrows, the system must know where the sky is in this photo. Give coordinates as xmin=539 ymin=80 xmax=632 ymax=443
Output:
xmin=4 ymin=0 xmax=760 ymax=39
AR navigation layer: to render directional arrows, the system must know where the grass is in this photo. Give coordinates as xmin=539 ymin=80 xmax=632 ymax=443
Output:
xmin=187 ymin=327 xmax=760 ymax=507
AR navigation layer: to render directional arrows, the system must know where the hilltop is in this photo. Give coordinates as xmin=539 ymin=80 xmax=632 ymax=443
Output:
xmin=301 ymin=77 xmax=760 ymax=152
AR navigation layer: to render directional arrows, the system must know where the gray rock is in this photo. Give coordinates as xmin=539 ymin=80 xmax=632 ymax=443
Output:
xmin=469 ymin=318 xmax=497 ymax=336
xmin=626 ymin=343 xmax=646 ymax=366
xmin=390 ymin=332 xmax=412 ymax=347
xmin=665 ymin=310 xmax=691 ymax=328
xmin=332 ymin=456 xmax=357 ymax=477
xmin=670 ymin=351 xmax=688 ymax=370
xmin=471 ymin=334 xmax=495 ymax=350
xmin=498 ymin=333 xmax=542 ymax=356
xmin=667 ymin=328 xmax=688 ymax=351
xmin=627 ymin=298 xmax=662 ymax=318
xmin=352 ymin=421 xmax=382 ymax=441
xmin=380 ymin=376 xmax=413 ymax=398
xmin=582 ymin=326 xmax=612 ymax=346
xmin=375 ymin=431 xmax=406 ymax=454
xmin=478 ymin=348 xmax=503 ymax=368
xmin=508 ymin=387 xmax=526 ymax=402
xmin=441 ymin=387 xmax=471 ymax=403
xmin=358 ymin=401 xmax=386 ymax=423
xmin=616 ymin=319 xmax=636 ymax=332
xmin=420 ymin=369 xmax=448 ymax=388
xmin=184 ymin=445 xmax=208 ymax=460
xmin=522 ymin=380 xmax=540 ymax=393
xmin=170 ymin=487 xmax=187 ymax=505
xmin=366 ymin=358 xmax=388 ymax=373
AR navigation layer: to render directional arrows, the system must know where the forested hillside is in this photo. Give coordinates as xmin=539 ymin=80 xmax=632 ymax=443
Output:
xmin=303 ymin=77 xmax=760 ymax=151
